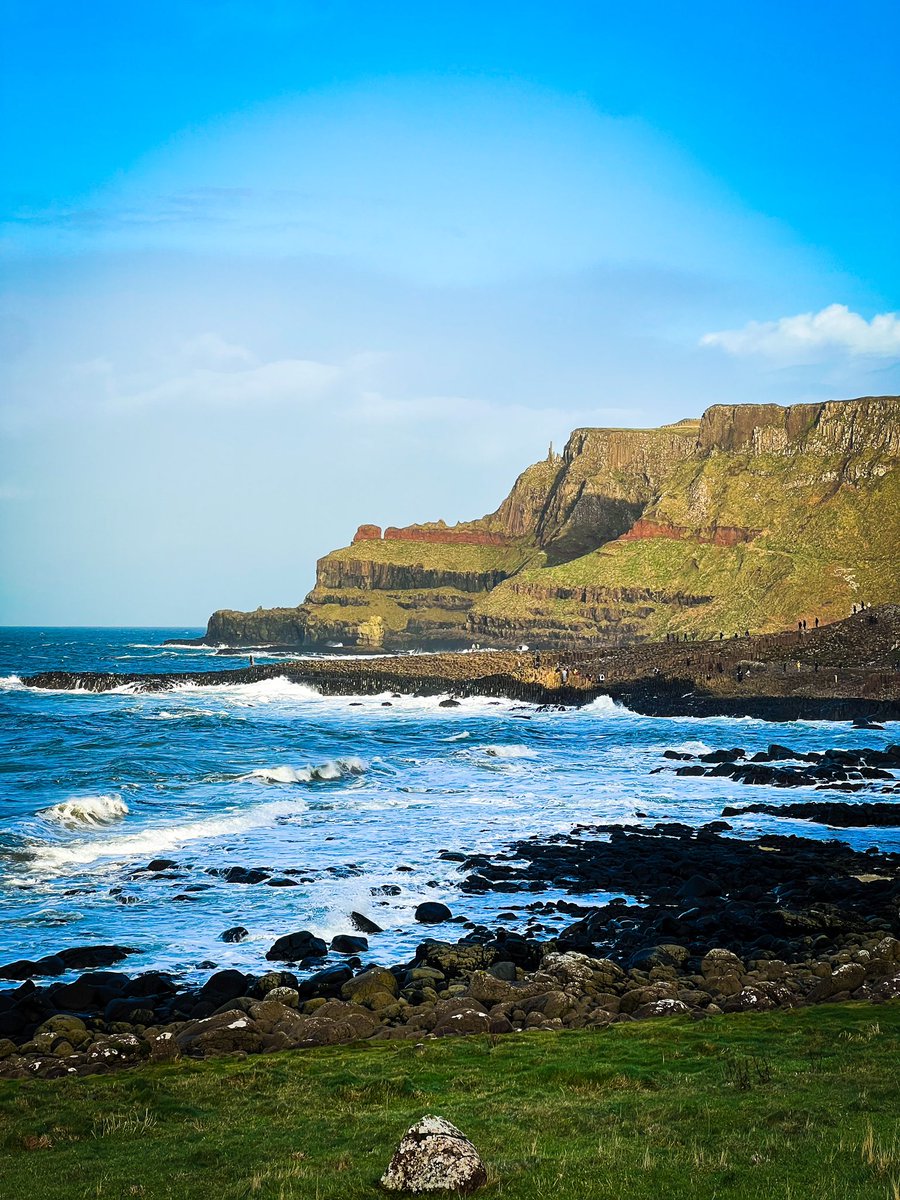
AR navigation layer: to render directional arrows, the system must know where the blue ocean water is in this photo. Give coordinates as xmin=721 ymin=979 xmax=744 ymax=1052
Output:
xmin=1 ymin=628 xmax=897 ymax=987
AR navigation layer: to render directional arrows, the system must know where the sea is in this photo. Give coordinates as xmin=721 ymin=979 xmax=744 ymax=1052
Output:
xmin=1 ymin=627 xmax=897 ymax=988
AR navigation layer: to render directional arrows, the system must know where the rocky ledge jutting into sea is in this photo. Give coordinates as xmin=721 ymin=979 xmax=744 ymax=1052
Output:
xmin=23 ymin=606 xmax=900 ymax=723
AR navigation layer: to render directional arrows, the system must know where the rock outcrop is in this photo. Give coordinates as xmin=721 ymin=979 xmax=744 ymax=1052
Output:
xmin=193 ymin=395 xmax=900 ymax=649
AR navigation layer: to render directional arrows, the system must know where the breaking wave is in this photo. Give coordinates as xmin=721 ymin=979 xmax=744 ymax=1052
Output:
xmin=29 ymin=798 xmax=308 ymax=871
xmin=482 ymin=744 xmax=536 ymax=759
xmin=39 ymin=794 xmax=129 ymax=828
xmin=0 ymin=675 xmax=23 ymax=691
xmin=241 ymin=757 xmax=368 ymax=784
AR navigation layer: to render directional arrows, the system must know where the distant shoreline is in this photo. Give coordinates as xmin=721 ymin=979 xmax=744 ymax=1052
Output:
xmin=22 ymin=606 xmax=900 ymax=724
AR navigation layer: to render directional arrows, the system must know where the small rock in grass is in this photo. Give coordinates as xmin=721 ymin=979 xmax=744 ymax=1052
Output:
xmin=381 ymin=1115 xmax=487 ymax=1194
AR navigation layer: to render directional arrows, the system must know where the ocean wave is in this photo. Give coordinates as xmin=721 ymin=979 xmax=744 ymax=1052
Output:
xmin=670 ymin=740 xmax=713 ymax=755
xmin=241 ymin=757 xmax=368 ymax=784
xmin=582 ymin=695 xmax=630 ymax=716
xmin=0 ymin=675 xmax=23 ymax=691
xmin=481 ymin=745 xmax=536 ymax=759
xmin=167 ymin=676 xmax=322 ymax=703
xmin=39 ymin=794 xmax=129 ymax=828
xmin=28 ymin=798 xmax=308 ymax=870
xmin=442 ymin=731 xmax=471 ymax=741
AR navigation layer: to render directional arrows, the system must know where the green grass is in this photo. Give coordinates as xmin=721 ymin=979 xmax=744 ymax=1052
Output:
xmin=2 ymin=1004 xmax=898 ymax=1198
xmin=325 ymin=539 xmax=536 ymax=574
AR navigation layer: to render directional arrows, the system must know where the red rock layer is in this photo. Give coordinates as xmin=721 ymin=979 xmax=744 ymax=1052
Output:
xmin=619 ymin=519 xmax=759 ymax=546
xmin=352 ymin=525 xmax=382 ymax=543
xmin=382 ymin=525 xmax=512 ymax=546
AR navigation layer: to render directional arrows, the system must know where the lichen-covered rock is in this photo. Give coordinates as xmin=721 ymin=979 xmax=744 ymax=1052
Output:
xmin=380 ymin=1115 xmax=487 ymax=1194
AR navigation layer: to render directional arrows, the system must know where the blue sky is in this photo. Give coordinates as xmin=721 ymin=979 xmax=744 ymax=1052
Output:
xmin=1 ymin=1 xmax=898 ymax=624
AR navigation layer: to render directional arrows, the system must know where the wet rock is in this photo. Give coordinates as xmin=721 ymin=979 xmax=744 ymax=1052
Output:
xmin=199 ymin=970 xmax=252 ymax=1007
xmin=330 ymin=934 xmax=369 ymax=955
xmin=266 ymin=931 xmax=328 ymax=962
xmin=58 ymin=946 xmax=135 ymax=970
xmin=350 ymin=911 xmax=383 ymax=933
xmin=380 ymin=1115 xmax=487 ymax=1194
xmin=415 ymin=902 xmax=453 ymax=924
xmin=146 ymin=859 xmax=178 ymax=872
xmin=0 ymin=956 xmax=65 ymax=981
xmin=220 ymin=926 xmax=249 ymax=943
xmin=212 ymin=866 xmax=270 ymax=885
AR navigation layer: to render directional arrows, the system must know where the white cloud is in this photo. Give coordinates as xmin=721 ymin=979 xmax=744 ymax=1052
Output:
xmin=114 ymin=356 xmax=341 ymax=408
xmin=700 ymin=304 xmax=900 ymax=361
xmin=180 ymin=332 xmax=256 ymax=371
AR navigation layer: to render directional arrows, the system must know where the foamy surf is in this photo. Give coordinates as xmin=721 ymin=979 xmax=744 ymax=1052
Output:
xmin=241 ymin=757 xmax=368 ymax=784
xmin=167 ymin=676 xmax=322 ymax=703
xmin=482 ymin=744 xmax=536 ymax=759
xmin=28 ymin=798 xmax=308 ymax=871
xmin=0 ymin=675 xmax=23 ymax=691
xmin=39 ymin=794 xmax=129 ymax=828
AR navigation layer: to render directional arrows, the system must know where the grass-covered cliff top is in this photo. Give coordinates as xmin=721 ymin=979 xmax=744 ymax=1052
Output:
xmin=322 ymin=538 xmax=540 ymax=573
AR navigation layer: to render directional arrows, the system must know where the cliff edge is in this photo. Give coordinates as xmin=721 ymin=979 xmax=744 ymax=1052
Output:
xmin=198 ymin=395 xmax=900 ymax=649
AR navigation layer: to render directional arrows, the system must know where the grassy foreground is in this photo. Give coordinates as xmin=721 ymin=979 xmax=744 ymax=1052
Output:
xmin=1 ymin=1004 xmax=898 ymax=1199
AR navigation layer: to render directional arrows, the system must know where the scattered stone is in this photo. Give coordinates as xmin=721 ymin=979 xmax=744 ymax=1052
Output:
xmin=380 ymin=1115 xmax=487 ymax=1194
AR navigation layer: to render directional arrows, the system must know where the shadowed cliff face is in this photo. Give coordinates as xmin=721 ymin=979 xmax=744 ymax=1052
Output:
xmin=199 ymin=395 xmax=900 ymax=649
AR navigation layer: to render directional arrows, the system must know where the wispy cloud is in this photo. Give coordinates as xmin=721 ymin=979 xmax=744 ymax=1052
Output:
xmin=116 ymin=356 xmax=341 ymax=408
xmin=0 ymin=483 xmax=32 ymax=501
xmin=701 ymin=304 xmax=900 ymax=361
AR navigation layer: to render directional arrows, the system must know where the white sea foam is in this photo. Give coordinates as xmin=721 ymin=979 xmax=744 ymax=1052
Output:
xmin=241 ymin=757 xmax=368 ymax=784
xmin=29 ymin=798 xmax=308 ymax=870
xmin=582 ymin=695 xmax=630 ymax=716
xmin=442 ymin=731 xmax=471 ymax=741
xmin=481 ymin=744 xmax=536 ymax=759
xmin=671 ymin=740 xmax=713 ymax=755
xmin=39 ymin=794 xmax=129 ymax=828
xmin=0 ymin=675 xmax=23 ymax=691
xmin=167 ymin=676 xmax=322 ymax=703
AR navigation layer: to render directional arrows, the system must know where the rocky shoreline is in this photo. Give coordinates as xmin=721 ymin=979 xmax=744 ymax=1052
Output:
xmin=22 ymin=607 xmax=900 ymax=723
xmin=1 ymin=820 xmax=898 ymax=1081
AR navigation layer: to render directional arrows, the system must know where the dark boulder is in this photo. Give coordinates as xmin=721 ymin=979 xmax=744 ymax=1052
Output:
xmin=199 ymin=969 xmax=251 ymax=1006
xmin=220 ymin=926 xmax=249 ymax=943
xmin=415 ymin=902 xmax=453 ymax=924
xmin=266 ymin=931 xmax=328 ymax=962
xmin=330 ymin=935 xmax=369 ymax=955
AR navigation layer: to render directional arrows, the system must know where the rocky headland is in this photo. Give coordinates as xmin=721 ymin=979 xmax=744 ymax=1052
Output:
xmin=184 ymin=395 xmax=900 ymax=651
xmin=27 ymin=605 xmax=900 ymax=723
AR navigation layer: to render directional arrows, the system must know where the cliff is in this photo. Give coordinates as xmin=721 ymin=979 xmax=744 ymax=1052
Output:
xmin=197 ymin=395 xmax=900 ymax=649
